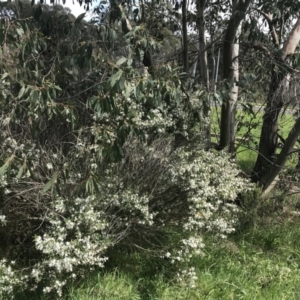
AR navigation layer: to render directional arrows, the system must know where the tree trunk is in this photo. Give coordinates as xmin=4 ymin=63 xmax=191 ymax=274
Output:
xmin=219 ymin=0 xmax=252 ymax=150
xmin=197 ymin=0 xmax=210 ymax=146
xmin=229 ymin=23 xmax=241 ymax=153
xmin=252 ymin=16 xmax=300 ymax=183
xmin=182 ymin=0 xmax=188 ymax=75
xmin=197 ymin=0 xmax=209 ymax=89
xmin=251 ymin=69 xmax=286 ymax=182
xmin=260 ymin=117 xmax=300 ymax=194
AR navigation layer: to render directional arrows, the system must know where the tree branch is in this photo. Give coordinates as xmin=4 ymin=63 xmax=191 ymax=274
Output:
xmin=241 ymin=42 xmax=272 ymax=56
xmin=283 ymin=16 xmax=300 ymax=59
xmin=255 ymin=8 xmax=279 ymax=46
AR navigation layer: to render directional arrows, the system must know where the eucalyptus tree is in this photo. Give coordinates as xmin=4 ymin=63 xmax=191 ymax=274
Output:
xmin=250 ymin=1 xmax=300 ymax=189
xmin=204 ymin=0 xmax=300 ymax=192
xmin=218 ymin=0 xmax=252 ymax=151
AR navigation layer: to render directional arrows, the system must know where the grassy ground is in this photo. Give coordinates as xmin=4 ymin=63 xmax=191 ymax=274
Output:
xmin=67 ymin=213 xmax=300 ymax=299
xmin=211 ymin=106 xmax=296 ymax=173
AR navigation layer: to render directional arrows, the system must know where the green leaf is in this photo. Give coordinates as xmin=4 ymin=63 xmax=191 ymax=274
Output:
xmin=1 ymin=72 xmax=9 ymax=80
xmin=30 ymin=90 xmax=39 ymax=106
xmin=0 ymin=155 xmax=15 ymax=176
xmin=43 ymin=171 xmax=59 ymax=193
xmin=124 ymin=81 xmax=131 ymax=98
xmin=65 ymin=68 xmax=73 ymax=75
xmin=118 ymin=77 xmax=125 ymax=90
xmin=110 ymin=70 xmax=123 ymax=88
xmin=214 ymin=92 xmax=223 ymax=103
xmin=16 ymin=166 xmax=24 ymax=179
xmin=72 ymin=66 xmax=79 ymax=76
xmin=18 ymin=85 xmax=26 ymax=99
xmin=85 ymin=176 xmax=94 ymax=193
xmin=116 ymin=57 xmax=127 ymax=65
xmin=75 ymin=13 xmax=86 ymax=24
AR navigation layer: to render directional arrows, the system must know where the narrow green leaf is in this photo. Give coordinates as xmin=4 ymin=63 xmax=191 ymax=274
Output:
xmin=43 ymin=171 xmax=59 ymax=193
xmin=0 ymin=155 xmax=15 ymax=176
xmin=75 ymin=12 xmax=86 ymax=24
xmin=110 ymin=70 xmax=123 ymax=88
xmin=116 ymin=57 xmax=127 ymax=65
xmin=124 ymin=81 xmax=131 ymax=98
xmin=16 ymin=166 xmax=24 ymax=179
xmin=1 ymin=72 xmax=9 ymax=80
xmin=18 ymin=85 xmax=25 ymax=99
xmin=127 ymin=58 xmax=133 ymax=66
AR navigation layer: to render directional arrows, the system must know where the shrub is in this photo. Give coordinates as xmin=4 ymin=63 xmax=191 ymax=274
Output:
xmin=0 ymin=10 xmax=251 ymax=296
xmin=0 ymin=135 xmax=252 ymax=297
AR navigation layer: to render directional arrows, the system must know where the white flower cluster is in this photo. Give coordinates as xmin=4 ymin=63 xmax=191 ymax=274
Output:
xmin=176 ymin=267 xmax=198 ymax=289
xmin=106 ymin=189 xmax=155 ymax=226
xmin=0 ymin=215 xmax=6 ymax=226
xmin=0 ymin=260 xmax=24 ymax=297
xmin=0 ymin=141 xmax=252 ymax=297
xmin=131 ymin=106 xmax=175 ymax=133
xmin=156 ymin=148 xmax=252 ymax=286
xmin=0 ymin=80 xmax=252 ymax=297
xmin=173 ymin=149 xmax=251 ymax=236
xmin=29 ymin=195 xmax=110 ymax=295
xmin=0 ymin=175 xmax=8 ymax=188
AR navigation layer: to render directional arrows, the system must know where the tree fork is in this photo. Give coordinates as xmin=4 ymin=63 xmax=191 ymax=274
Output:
xmin=252 ymin=16 xmax=300 ymax=183
xmin=260 ymin=117 xmax=300 ymax=194
xmin=251 ymin=69 xmax=286 ymax=182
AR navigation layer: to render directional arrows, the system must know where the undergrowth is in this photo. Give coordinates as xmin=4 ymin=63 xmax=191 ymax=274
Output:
xmin=9 ymin=191 xmax=300 ymax=300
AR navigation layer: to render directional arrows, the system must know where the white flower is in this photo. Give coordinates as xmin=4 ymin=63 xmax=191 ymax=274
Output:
xmin=46 ymin=163 xmax=53 ymax=170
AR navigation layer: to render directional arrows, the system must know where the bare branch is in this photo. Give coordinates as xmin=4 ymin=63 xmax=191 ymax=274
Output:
xmin=241 ymin=42 xmax=272 ymax=56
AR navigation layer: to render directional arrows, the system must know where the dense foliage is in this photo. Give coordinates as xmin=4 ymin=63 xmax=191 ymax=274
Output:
xmin=0 ymin=1 xmax=254 ymax=297
xmin=3 ymin=0 xmax=300 ymax=297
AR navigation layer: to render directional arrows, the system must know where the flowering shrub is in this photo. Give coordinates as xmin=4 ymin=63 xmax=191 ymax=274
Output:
xmin=0 ymin=9 xmax=252 ymax=297
xmin=0 ymin=133 xmax=252 ymax=297
xmin=0 ymin=260 xmax=25 ymax=296
xmin=98 ymin=139 xmax=252 ymax=287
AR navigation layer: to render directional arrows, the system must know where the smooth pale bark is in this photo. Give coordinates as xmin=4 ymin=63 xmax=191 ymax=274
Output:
xmin=219 ymin=0 xmax=252 ymax=150
xmin=197 ymin=0 xmax=209 ymax=89
xmin=189 ymin=56 xmax=198 ymax=79
xmin=282 ymin=17 xmax=300 ymax=58
xmin=228 ymin=22 xmax=241 ymax=153
xmin=197 ymin=0 xmax=210 ymax=146
xmin=253 ymin=16 xmax=300 ymax=186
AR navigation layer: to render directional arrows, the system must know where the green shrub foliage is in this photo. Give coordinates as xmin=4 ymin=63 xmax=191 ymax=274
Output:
xmin=0 ymin=135 xmax=251 ymax=296
xmin=0 ymin=3 xmax=252 ymax=297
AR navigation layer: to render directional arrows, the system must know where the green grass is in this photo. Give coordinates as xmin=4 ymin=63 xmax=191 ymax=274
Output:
xmin=57 ymin=215 xmax=300 ymax=300
xmin=211 ymin=106 xmax=296 ymax=173
xmin=193 ymin=225 xmax=300 ymax=299
xmin=67 ymin=272 xmax=141 ymax=300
